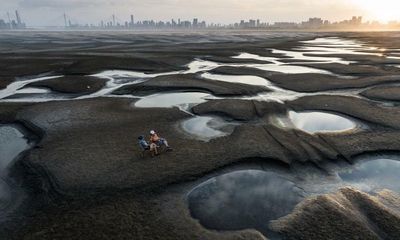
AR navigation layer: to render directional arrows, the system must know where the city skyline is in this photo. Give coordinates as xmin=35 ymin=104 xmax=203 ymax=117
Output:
xmin=1 ymin=0 xmax=400 ymax=27
xmin=2 ymin=11 xmax=400 ymax=31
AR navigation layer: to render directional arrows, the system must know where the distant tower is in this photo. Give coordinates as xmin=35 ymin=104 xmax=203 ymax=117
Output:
xmin=130 ymin=14 xmax=134 ymax=26
xmin=15 ymin=10 xmax=21 ymax=25
xmin=63 ymin=13 xmax=68 ymax=28
xmin=112 ymin=14 xmax=115 ymax=26
xmin=7 ymin=12 xmax=12 ymax=29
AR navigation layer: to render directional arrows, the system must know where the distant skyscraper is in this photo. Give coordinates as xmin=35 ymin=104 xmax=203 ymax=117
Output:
xmin=193 ymin=18 xmax=198 ymax=27
xmin=130 ymin=15 xmax=134 ymax=26
xmin=63 ymin=13 xmax=68 ymax=27
xmin=7 ymin=12 xmax=12 ymax=29
xmin=15 ymin=10 xmax=21 ymax=25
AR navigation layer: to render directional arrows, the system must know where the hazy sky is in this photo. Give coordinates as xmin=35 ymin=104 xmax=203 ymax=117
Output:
xmin=1 ymin=0 xmax=399 ymax=26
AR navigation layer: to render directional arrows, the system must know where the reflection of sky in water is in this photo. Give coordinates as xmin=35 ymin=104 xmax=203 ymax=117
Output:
xmin=0 ymin=126 xmax=29 ymax=213
xmin=201 ymin=73 xmax=271 ymax=87
xmin=299 ymin=37 xmax=380 ymax=56
xmin=181 ymin=116 xmax=237 ymax=142
xmin=289 ymin=111 xmax=356 ymax=133
xmin=181 ymin=116 xmax=236 ymax=142
xmin=15 ymin=87 xmax=50 ymax=94
xmin=188 ymin=170 xmax=304 ymax=237
xmin=188 ymin=157 xmax=400 ymax=238
xmin=234 ymin=53 xmax=332 ymax=74
xmin=0 ymin=126 xmax=29 ymax=172
xmin=271 ymin=49 xmax=352 ymax=64
xmin=339 ymin=158 xmax=400 ymax=193
xmin=134 ymin=92 xmax=210 ymax=109
xmin=0 ymin=76 xmax=62 ymax=101
xmin=2 ymin=37 xmax=398 ymax=104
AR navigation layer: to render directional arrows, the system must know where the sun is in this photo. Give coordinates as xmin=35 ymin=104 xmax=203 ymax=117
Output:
xmin=352 ymin=0 xmax=400 ymax=22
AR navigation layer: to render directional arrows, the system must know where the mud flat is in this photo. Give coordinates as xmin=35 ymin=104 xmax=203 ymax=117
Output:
xmin=1 ymin=31 xmax=400 ymax=240
xmin=112 ymin=73 xmax=271 ymax=97
xmin=361 ymin=85 xmax=400 ymax=102
xmin=27 ymin=76 xmax=107 ymax=95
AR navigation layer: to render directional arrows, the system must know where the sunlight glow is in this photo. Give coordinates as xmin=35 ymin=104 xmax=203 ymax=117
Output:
xmin=352 ymin=0 xmax=400 ymax=22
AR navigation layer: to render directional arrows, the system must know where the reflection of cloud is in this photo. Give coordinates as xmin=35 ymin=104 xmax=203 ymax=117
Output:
xmin=289 ymin=111 xmax=355 ymax=133
xmin=339 ymin=159 xmax=400 ymax=193
xmin=189 ymin=170 xmax=304 ymax=234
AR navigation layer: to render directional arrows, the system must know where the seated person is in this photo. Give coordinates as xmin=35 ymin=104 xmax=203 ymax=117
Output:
xmin=138 ymin=135 xmax=158 ymax=156
xmin=149 ymin=130 xmax=172 ymax=152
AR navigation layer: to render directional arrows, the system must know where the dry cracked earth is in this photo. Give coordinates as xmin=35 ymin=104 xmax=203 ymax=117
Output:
xmin=1 ymin=31 xmax=400 ymax=240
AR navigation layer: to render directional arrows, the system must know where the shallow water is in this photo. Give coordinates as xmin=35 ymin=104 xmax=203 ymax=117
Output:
xmin=187 ymin=155 xmax=400 ymax=237
xmin=188 ymin=170 xmax=304 ymax=237
xmin=134 ymin=92 xmax=211 ymax=110
xmin=0 ymin=37 xmax=397 ymax=108
xmin=298 ymin=37 xmax=386 ymax=57
xmin=15 ymin=87 xmax=50 ymax=94
xmin=0 ymin=125 xmax=29 ymax=216
xmin=181 ymin=116 xmax=237 ymax=141
xmin=289 ymin=111 xmax=356 ymax=133
xmin=0 ymin=75 xmax=62 ymax=100
xmin=234 ymin=53 xmax=333 ymax=74
xmin=339 ymin=158 xmax=400 ymax=193
xmin=271 ymin=49 xmax=352 ymax=64
xmin=0 ymin=126 xmax=29 ymax=171
xmin=201 ymin=72 xmax=272 ymax=87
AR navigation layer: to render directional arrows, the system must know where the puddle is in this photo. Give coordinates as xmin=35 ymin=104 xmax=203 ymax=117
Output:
xmin=271 ymin=49 xmax=352 ymax=65
xmin=181 ymin=116 xmax=238 ymax=142
xmin=184 ymin=60 xmax=222 ymax=74
xmin=187 ymin=156 xmax=400 ymax=238
xmin=0 ymin=126 xmax=30 ymax=171
xmin=2 ymin=37 xmax=398 ymax=105
xmin=4 ymin=92 xmax=75 ymax=102
xmin=339 ymin=157 xmax=400 ymax=193
xmin=0 ymin=125 xmax=30 ymax=217
xmin=0 ymin=75 xmax=63 ymax=100
xmin=298 ymin=37 xmax=386 ymax=57
xmin=234 ymin=53 xmax=333 ymax=74
xmin=201 ymin=73 xmax=272 ymax=87
xmin=188 ymin=170 xmax=304 ymax=237
xmin=134 ymin=92 xmax=211 ymax=111
xmin=87 ymin=70 xmax=158 ymax=98
xmin=289 ymin=111 xmax=356 ymax=133
xmin=15 ymin=87 xmax=51 ymax=94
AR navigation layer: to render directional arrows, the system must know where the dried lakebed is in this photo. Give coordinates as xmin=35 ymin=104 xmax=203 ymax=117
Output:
xmin=1 ymin=32 xmax=400 ymax=240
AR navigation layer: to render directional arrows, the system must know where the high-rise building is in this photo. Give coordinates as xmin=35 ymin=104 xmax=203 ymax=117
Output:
xmin=63 ymin=13 xmax=68 ymax=27
xmin=130 ymin=15 xmax=134 ymax=27
xmin=7 ymin=12 xmax=12 ymax=29
xmin=193 ymin=18 xmax=198 ymax=28
xmin=15 ymin=10 xmax=21 ymax=25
